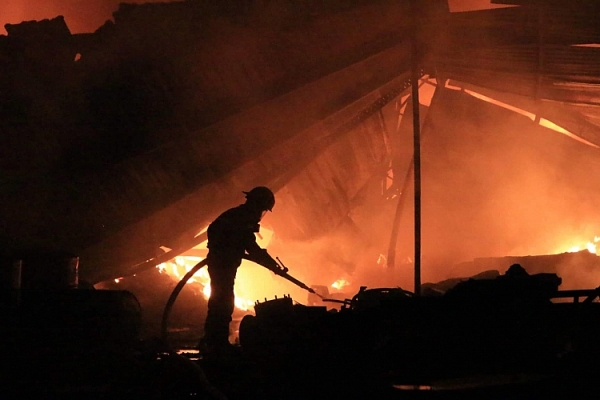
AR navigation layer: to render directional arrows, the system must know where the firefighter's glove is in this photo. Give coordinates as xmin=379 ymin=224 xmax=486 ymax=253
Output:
xmin=248 ymin=250 xmax=284 ymax=274
xmin=266 ymin=258 xmax=287 ymax=275
xmin=274 ymin=262 xmax=289 ymax=274
xmin=261 ymin=254 xmax=287 ymax=274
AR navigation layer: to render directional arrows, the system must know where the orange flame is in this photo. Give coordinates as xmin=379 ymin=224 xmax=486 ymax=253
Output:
xmin=156 ymin=226 xmax=276 ymax=311
xmin=331 ymin=278 xmax=350 ymax=291
xmin=157 ymin=256 xmax=256 ymax=311
xmin=565 ymin=236 xmax=600 ymax=255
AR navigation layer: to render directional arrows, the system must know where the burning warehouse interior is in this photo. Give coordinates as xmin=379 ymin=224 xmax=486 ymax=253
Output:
xmin=3 ymin=0 xmax=600 ymax=398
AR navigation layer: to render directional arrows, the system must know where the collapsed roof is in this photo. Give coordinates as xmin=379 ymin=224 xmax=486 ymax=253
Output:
xmin=1 ymin=0 xmax=600 ymax=284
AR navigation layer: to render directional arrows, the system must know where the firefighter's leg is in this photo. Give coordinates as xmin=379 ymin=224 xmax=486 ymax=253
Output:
xmin=203 ymin=266 xmax=236 ymax=348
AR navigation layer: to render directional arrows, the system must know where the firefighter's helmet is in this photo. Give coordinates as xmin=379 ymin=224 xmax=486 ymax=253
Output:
xmin=243 ymin=186 xmax=275 ymax=211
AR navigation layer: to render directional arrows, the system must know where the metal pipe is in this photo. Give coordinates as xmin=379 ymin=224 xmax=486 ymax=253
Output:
xmin=411 ymin=0 xmax=422 ymax=296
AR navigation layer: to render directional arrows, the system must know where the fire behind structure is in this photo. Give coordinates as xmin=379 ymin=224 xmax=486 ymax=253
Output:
xmin=3 ymin=0 xmax=600 ymax=398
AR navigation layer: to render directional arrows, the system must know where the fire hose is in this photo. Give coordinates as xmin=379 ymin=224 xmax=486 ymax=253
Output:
xmin=160 ymin=258 xmax=208 ymax=342
xmin=160 ymin=256 xmax=320 ymax=342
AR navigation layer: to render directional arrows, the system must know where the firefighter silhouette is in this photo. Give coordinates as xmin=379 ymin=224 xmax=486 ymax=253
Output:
xmin=200 ymin=186 xmax=282 ymax=356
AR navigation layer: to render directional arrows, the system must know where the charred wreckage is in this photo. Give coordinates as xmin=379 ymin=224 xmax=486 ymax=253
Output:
xmin=4 ymin=252 xmax=600 ymax=398
xmin=4 ymin=0 xmax=600 ymax=399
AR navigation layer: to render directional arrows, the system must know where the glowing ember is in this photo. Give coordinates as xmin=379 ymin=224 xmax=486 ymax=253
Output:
xmin=331 ymin=278 xmax=350 ymax=290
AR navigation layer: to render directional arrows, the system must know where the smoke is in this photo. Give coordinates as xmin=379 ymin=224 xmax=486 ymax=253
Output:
xmin=1 ymin=0 xmax=180 ymax=34
xmin=266 ymin=85 xmax=600 ymax=294
xmin=413 ymin=86 xmax=600 ymax=287
xmin=4 ymin=0 xmax=596 ymax=294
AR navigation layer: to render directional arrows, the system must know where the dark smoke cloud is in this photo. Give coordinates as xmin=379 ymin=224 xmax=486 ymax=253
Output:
xmin=1 ymin=0 xmax=180 ymax=34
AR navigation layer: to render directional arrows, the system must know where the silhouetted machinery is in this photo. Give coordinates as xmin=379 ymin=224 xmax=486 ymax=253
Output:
xmin=0 ymin=254 xmax=219 ymax=399
xmin=239 ymin=265 xmax=600 ymax=385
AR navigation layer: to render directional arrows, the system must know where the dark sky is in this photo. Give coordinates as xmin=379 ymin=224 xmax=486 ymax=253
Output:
xmin=1 ymin=0 xmax=510 ymax=34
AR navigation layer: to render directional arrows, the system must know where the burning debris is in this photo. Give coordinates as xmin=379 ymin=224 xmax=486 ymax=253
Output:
xmin=4 ymin=0 xmax=600 ymax=398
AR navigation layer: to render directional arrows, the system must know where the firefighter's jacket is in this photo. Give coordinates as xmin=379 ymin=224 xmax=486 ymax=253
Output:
xmin=206 ymin=203 xmax=274 ymax=269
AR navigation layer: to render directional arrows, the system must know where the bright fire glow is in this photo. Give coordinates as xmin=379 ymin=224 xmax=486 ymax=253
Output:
xmin=156 ymin=226 xmax=277 ymax=311
xmin=565 ymin=236 xmax=600 ymax=255
xmin=331 ymin=278 xmax=350 ymax=290
xmin=157 ymin=256 xmax=256 ymax=311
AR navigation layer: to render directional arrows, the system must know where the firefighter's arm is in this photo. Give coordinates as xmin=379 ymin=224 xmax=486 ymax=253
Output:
xmin=242 ymin=226 xmax=287 ymax=273
xmin=244 ymin=245 xmax=287 ymax=274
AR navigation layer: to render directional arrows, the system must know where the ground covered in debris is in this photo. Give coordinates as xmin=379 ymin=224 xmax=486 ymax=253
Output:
xmin=90 ymin=263 xmax=600 ymax=400
xmin=186 ymin=347 xmax=600 ymax=400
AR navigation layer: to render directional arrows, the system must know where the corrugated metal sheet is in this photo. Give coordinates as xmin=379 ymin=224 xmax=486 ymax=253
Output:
xmin=0 ymin=0 xmax=430 ymax=281
xmin=270 ymin=113 xmax=392 ymax=240
xmin=446 ymin=79 xmax=600 ymax=148
xmin=438 ymin=6 xmax=600 ymax=46
xmin=435 ymin=46 xmax=600 ymax=84
xmin=429 ymin=3 xmax=600 ymax=148
xmin=81 ymin=66 xmax=414 ymax=282
xmin=5 ymin=0 xmax=600 ymax=282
